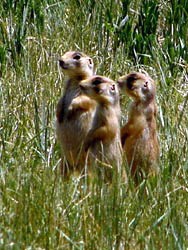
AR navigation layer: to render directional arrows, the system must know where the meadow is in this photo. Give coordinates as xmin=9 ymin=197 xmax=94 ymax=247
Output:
xmin=0 ymin=0 xmax=188 ymax=249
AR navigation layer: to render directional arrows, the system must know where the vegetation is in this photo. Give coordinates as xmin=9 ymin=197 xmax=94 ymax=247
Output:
xmin=0 ymin=0 xmax=187 ymax=249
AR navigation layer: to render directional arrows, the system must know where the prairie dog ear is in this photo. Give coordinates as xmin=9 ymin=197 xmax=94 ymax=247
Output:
xmin=92 ymin=77 xmax=104 ymax=86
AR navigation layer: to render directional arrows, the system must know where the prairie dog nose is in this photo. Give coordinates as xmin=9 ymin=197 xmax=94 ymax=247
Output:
xmin=79 ymin=84 xmax=86 ymax=91
xmin=117 ymin=79 xmax=124 ymax=89
xmin=59 ymin=59 xmax=65 ymax=68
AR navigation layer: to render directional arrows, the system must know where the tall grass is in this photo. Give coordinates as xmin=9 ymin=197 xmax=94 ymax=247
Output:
xmin=0 ymin=0 xmax=188 ymax=249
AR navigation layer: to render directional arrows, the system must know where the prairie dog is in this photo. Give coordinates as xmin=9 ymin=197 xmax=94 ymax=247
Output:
xmin=80 ymin=76 xmax=125 ymax=181
xmin=118 ymin=72 xmax=159 ymax=179
xmin=56 ymin=51 xmax=96 ymax=176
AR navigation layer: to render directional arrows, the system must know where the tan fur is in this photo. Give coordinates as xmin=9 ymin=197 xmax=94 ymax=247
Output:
xmin=80 ymin=76 xmax=126 ymax=182
xmin=118 ymin=72 xmax=159 ymax=180
xmin=56 ymin=51 xmax=96 ymax=177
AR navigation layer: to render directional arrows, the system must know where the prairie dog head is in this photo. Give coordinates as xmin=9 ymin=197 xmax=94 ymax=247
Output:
xmin=118 ymin=72 xmax=156 ymax=103
xmin=79 ymin=75 xmax=119 ymax=106
xmin=59 ymin=51 xmax=94 ymax=80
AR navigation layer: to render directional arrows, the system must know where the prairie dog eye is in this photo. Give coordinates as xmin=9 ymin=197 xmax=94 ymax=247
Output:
xmin=144 ymin=81 xmax=148 ymax=88
xmin=73 ymin=54 xmax=81 ymax=60
xmin=88 ymin=58 xmax=93 ymax=65
xmin=111 ymin=84 xmax=116 ymax=91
